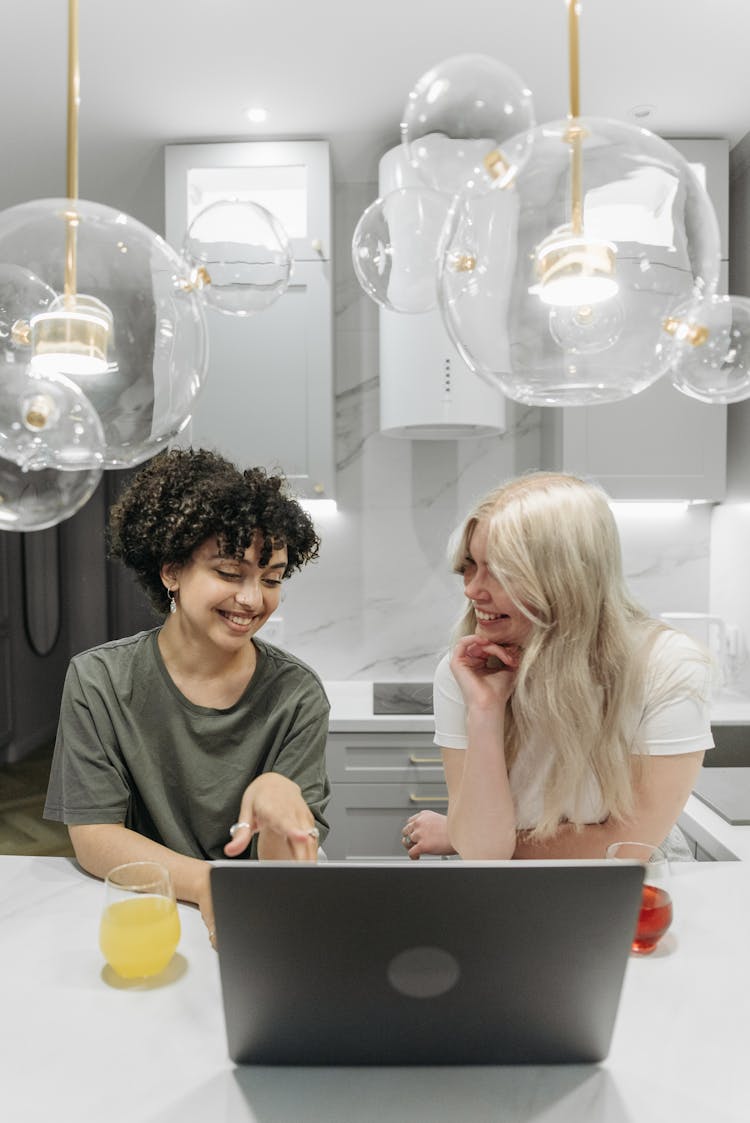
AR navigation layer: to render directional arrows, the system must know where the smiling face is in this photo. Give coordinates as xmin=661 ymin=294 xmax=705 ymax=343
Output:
xmin=461 ymin=518 xmax=533 ymax=648
xmin=162 ymin=533 xmax=287 ymax=651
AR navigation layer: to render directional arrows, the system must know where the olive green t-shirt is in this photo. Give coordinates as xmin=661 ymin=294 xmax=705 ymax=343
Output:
xmin=44 ymin=628 xmax=330 ymax=858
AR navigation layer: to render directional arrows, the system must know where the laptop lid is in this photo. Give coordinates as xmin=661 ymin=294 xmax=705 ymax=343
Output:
xmin=211 ymin=860 xmax=643 ymax=1067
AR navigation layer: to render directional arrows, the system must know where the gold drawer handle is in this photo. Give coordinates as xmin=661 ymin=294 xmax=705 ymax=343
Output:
xmin=409 ymin=794 xmax=449 ymax=804
xmin=409 ymin=754 xmax=443 ymax=764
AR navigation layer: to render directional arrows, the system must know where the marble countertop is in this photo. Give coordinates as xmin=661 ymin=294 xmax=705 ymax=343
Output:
xmin=326 ymin=680 xmax=434 ymax=732
xmin=2 ymin=856 xmax=748 ymax=1123
xmin=326 ymin=681 xmax=750 ymax=729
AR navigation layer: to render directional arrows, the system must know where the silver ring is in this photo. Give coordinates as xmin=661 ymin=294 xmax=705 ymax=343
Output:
xmin=402 ymin=833 xmax=412 ymax=847
xmin=229 ymin=821 xmax=251 ymax=838
xmin=307 ymin=827 xmax=320 ymax=840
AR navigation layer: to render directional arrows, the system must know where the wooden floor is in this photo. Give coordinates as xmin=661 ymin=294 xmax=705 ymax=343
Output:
xmin=0 ymin=743 xmax=75 ymax=856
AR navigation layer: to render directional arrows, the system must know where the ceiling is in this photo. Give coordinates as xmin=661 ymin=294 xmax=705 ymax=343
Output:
xmin=3 ymin=0 xmax=750 ymax=231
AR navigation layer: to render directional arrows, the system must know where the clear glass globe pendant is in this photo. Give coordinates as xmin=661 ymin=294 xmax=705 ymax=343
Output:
xmin=440 ymin=117 xmax=722 ymax=405
xmin=0 ymin=361 xmax=104 ymax=530
xmin=0 ymin=0 xmax=296 ymax=531
xmin=401 ymin=53 xmax=536 ymax=196
xmin=0 ymin=198 xmax=209 ymax=468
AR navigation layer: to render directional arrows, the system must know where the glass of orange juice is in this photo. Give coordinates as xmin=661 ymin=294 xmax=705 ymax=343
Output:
xmin=100 ymin=861 xmax=181 ymax=979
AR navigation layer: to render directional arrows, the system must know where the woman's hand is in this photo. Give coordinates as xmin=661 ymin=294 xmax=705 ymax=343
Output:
xmin=401 ymin=810 xmax=456 ymax=861
xmin=450 ymin=633 xmax=522 ymax=712
xmin=223 ymin=772 xmax=320 ymax=861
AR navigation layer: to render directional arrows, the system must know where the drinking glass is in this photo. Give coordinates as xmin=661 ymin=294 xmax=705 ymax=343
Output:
xmin=99 ymin=861 xmax=181 ymax=979
xmin=605 ymin=842 xmax=673 ymax=955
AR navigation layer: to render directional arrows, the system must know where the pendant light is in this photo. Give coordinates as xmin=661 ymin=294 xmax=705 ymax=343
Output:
xmin=353 ymin=0 xmax=740 ymax=408
xmin=0 ymin=0 xmax=293 ymax=531
xmin=439 ymin=1 xmax=721 ymax=406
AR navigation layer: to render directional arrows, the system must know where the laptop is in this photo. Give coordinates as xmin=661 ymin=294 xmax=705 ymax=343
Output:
xmin=210 ymin=860 xmax=643 ymax=1066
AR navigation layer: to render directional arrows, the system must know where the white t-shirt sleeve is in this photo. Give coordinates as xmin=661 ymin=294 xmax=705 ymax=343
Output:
xmin=433 ymin=652 xmax=469 ymax=749
xmin=637 ymin=630 xmax=715 ymax=755
xmin=433 ymin=630 xmax=714 ymax=757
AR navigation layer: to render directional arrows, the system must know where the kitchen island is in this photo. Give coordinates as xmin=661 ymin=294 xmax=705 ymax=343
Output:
xmin=1 ymin=855 xmax=747 ymax=1123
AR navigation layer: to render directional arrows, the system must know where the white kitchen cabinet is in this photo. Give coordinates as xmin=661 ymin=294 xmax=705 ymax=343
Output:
xmin=541 ymin=138 xmax=729 ymax=501
xmin=325 ymin=732 xmax=448 ymax=859
xmin=540 ymin=376 xmax=727 ymax=500
xmin=164 ymin=141 xmax=334 ymax=499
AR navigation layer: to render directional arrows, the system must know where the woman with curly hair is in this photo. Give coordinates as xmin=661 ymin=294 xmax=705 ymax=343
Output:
xmin=45 ymin=448 xmax=329 ymax=943
xmin=401 ymin=472 xmax=713 ymax=861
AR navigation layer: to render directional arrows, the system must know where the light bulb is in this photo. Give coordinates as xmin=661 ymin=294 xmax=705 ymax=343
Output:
xmin=532 ymin=228 xmax=618 ymax=307
xmin=548 ymin=298 xmax=624 ymax=354
xmin=30 ymin=293 xmax=113 ymax=375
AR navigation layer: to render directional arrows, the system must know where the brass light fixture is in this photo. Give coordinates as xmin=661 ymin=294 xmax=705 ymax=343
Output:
xmin=532 ymin=1 xmax=618 ymax=308
xmin=26 ymin=1 xmax=113 ymax=377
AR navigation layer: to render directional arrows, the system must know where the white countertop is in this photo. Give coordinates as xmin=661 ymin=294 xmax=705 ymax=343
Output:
xmin=325 ymin=680 xmax=434 ymax=732
xmin=682 ymin=792 xmax=750 ymax=862
xmin=2 ymin=855 xmax=749 ymax=1123
xmin=325 ymin=682 xmax=750 ymax=728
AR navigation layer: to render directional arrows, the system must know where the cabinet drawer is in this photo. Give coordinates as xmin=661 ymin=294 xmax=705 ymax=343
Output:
xmin=326 ymin=782 xmax=449 ymax=860
xmin=326 ymin=733 xmax=444 ymax=783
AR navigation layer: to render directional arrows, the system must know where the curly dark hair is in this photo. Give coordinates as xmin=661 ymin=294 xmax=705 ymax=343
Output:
xmin=108 ymin=448 xmax=321 ymax=614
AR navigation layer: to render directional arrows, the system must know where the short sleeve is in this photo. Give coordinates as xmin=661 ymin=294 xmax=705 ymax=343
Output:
xmin=44 ymin=660 xmax=132 ymax=824
xmin=637 ymin=631 xmax=715 ymax=756
xmin=266 ymin=689 xmax=331 ymax=841
xmin=433 ymin=652 xmax=469 ymax=749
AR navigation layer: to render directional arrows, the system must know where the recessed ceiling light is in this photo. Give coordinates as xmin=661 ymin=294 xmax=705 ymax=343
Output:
xmin=629 ymin=104 xmax=656 ymax=121
xmin=245 ymin=107 xmax=268 ymax=124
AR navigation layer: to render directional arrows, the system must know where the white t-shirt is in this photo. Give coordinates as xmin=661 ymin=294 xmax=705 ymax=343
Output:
xmin=433 ymin=630 xmax=714 ymax=829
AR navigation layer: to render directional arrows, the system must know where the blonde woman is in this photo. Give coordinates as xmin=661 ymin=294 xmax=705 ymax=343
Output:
xmin=402 ymin=472 xmax=713 ymax=861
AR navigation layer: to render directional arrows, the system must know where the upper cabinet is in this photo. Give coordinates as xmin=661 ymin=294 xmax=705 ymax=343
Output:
xmin=542 ymin=138 xmax=729 ymax=501
xmin=165 ymin=141 xmax=334 ymax=500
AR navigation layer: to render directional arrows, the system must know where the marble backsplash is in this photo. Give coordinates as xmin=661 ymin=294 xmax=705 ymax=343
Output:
xmin=277 ymin=180 xmax=715 ymax=683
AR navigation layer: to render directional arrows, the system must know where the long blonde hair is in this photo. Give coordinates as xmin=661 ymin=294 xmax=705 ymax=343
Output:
xmin=451 ymin=472 xmax=671 ymax=838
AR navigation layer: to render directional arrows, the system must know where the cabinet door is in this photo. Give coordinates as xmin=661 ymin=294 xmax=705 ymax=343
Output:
xmin=180 ymin=262 xmax=333 ymax=496
xmin=326 ymin=782 xmax=449 ymax=860
xmin=541 ymin=376 xmax=727 ymax=500
xmin=326 ymin=732 xmax=445 ymax=783
xmin=164 ymin=141 xmax=334 ymax=499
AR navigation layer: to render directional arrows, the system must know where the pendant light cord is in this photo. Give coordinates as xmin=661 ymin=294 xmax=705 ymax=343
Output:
xmin=567 ymin=0 xmax=583 ymax=236
xmin=64 ymin=0 xmax=80 ymax=303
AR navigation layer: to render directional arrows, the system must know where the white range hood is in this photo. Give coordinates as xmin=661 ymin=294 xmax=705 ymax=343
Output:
xmin=378 ymin=145 xmax=506 ymax=440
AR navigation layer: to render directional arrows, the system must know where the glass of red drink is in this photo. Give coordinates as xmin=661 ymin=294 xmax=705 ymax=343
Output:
xmin=605 ymin=842 xmax=673 ymax=955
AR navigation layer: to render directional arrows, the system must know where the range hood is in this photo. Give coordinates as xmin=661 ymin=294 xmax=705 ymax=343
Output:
xmin=378 ymin=145 xmax=506 ymax=440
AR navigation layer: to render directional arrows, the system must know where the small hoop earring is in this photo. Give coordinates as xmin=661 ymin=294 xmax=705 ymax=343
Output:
xmin=168 ymin=588 xmax=178 ymax=615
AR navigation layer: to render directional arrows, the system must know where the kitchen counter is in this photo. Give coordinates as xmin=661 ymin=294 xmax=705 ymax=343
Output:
xmin=682 ymin=792 xmax=750 ymax=862
xmin=2 ymin=856 xmax=748 ymax=1123
xmin=326 ymin=681 xmax=434 ymax=733
xmin=325 ymin=683 xmax=750 ymax=860
xmin=326 ymin=682 xmax=750 ymax=730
